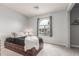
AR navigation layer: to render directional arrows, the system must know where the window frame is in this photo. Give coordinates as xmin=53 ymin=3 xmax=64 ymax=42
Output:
xmin=37 ymin=16 xmax=52 ymax=37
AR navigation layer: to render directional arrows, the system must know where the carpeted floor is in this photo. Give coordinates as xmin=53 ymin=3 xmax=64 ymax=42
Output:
xmin=1 ymin=43 xmax=79 ymax=56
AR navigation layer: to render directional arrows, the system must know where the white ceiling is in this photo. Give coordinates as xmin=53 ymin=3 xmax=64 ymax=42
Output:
xmin=1 ymin=3 xmax=69 ymax=17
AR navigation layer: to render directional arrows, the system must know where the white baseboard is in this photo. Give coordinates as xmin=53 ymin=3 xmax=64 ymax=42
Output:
xmin=71 ymin=45 xmax=79 ymax=48
xmin=45 ymin=41 xmax=66 ymax=47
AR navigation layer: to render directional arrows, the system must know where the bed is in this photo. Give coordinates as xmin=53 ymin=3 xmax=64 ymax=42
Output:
xmin=4 ymin=36 xmax=43 ymax=56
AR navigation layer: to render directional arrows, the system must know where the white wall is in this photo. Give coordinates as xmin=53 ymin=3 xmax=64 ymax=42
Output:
xmin=0 ymin=5 xmax=29 ymax=34
xmin=29 ymin=11 xmax=69 ymax=47
xmin=0 ymin=5 xmax=29 ymax=47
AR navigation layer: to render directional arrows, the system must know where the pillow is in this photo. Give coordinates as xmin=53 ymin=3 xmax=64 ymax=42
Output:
xmin=10 ymin=32 xmax=25 ymax=38
xmin=23 ymin=32 xmax=34 ymax=36
xmin=16 ymin=32 xmax=25 ymax=37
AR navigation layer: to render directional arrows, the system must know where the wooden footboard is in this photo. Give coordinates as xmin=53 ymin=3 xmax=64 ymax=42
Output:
xmin=4 ymin=38 xmax=44 ymax=56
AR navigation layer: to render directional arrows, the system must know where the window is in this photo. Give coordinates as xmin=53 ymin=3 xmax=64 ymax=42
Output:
xmin=37 ymin=16 xmax=52 ymax=37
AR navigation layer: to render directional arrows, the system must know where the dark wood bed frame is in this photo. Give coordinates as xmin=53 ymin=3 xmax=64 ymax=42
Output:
xmin=4 ymin=38 xmax=43 ymax=56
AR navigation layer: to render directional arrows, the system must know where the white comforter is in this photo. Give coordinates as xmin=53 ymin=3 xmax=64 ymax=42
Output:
xmin=24 ymin=36 xmax=39 ymax=51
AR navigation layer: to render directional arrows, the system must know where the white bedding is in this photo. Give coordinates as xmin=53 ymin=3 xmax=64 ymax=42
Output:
xmin=24 ymin=36 xmax=39 ymax=51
